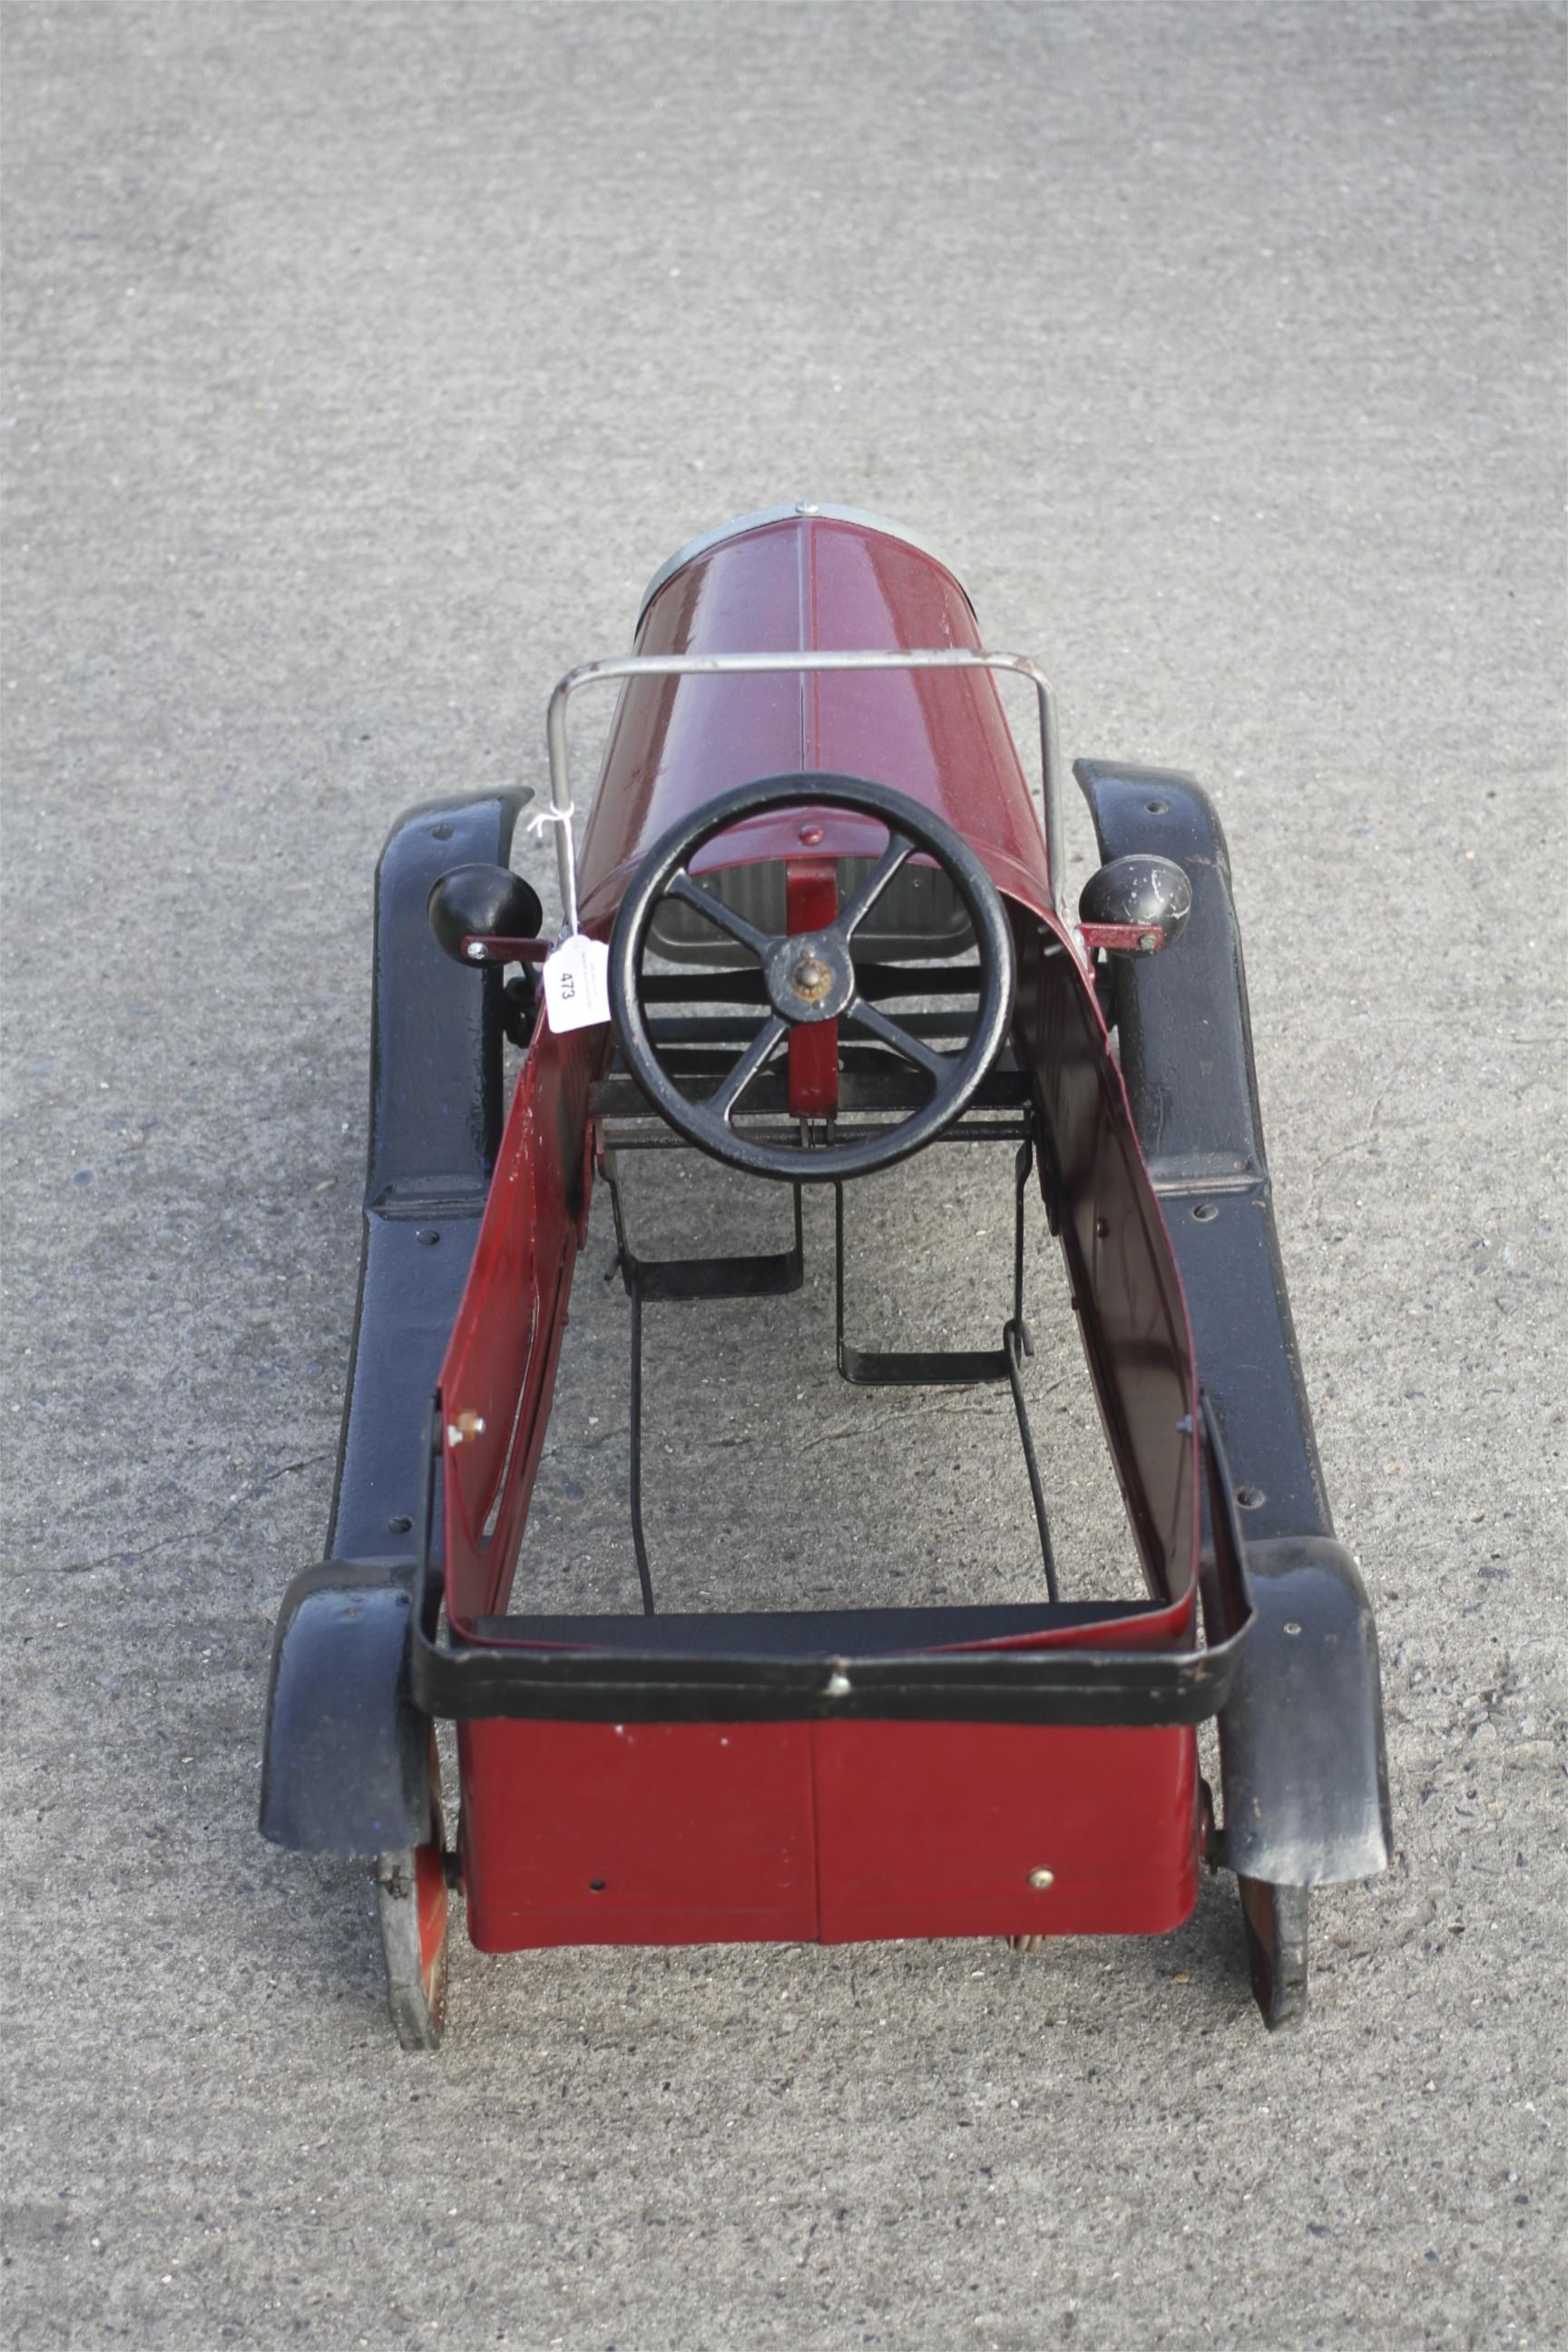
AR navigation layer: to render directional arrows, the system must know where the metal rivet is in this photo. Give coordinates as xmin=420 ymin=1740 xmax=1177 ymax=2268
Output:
xmin=1283 ymin=1622 xmax=1302 ymax=1637
xmin=799 ymin=823 xmax=825 ymax=847
xmin=1192 ymin=1201 xmax=1219 ymax=1222
xmin=1144 ymin=799 xmax=1169 ymax=815
xmin=789 ymin=953 xmax=834 ymax=1004
xmin=1236 ymin=1485 xmax=1266 ymax=1510
xmin=466 ymin=939 xmax=486 ymax=960
xmin=387 ymin=1514 xmax=413 ymax=1534
xmin=416 ymin=1228 xmax=441 ymax=1246
xmin=589 ymin=1878 xmax=606 ymax=1892
xmin=1028 ymin=1867 xmax=1055 ymax=1891
xmin=428 ymin=823 xmax=454 ymax=840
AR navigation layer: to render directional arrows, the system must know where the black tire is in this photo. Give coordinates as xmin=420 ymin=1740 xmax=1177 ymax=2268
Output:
xmin=374 ymin=1746 xmax=450 ymax=2051
xmin=1239 ymin=1877 xmax=1309 ymax=2031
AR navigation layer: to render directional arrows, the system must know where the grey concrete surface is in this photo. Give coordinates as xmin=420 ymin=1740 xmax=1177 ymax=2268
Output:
xmin=3 ymin=4 xmax=1564 ymax=2346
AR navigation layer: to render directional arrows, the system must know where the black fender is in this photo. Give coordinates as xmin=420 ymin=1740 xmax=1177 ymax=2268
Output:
xmin=1076 ymin=761 xmax=1391 ymax=1885
xmin=1216 ymin=1537 xmax=1392 ymax=1885
xmin=260 ymin=1563 xmax=426 ymax=1857
xmin=260 ymin=789 xmax=525 ymax=1856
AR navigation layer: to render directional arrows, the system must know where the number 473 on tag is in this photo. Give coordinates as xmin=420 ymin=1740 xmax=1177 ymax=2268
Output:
xmin=542 ymin=934 xmax=611 ymax=1034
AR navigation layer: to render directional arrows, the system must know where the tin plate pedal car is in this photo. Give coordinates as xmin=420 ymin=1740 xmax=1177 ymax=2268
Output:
xmin=260 ymin=505 xmax=1391 ymax=2048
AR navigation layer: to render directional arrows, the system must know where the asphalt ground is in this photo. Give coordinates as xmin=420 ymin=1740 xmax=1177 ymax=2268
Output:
xmin=3 ymin=5 xmax=1564 ymax=2347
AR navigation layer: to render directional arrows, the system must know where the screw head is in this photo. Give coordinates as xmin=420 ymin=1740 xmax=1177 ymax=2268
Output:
xmin=1028 ymin=1867 xmax=1055 ymax=1891
xmin=789 ymin=952 xmax=835 ymax=1004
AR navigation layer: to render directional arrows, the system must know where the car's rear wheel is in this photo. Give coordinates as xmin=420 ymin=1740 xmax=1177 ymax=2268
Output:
xmin=1239 ymin=1876 xmax=1309 ymax=2030
xmin=374 ymin=1744 xmax=450 ymax=2051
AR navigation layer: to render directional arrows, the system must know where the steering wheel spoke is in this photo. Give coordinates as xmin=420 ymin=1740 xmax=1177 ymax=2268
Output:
xmin=838 ymin=832 xmax=916 ymax=939
xmin=663 ymin=869 xmax=773 ymax=960
xmin=843 ymin=997 xmax=951 ymax=1083
xmin=707 ymin=1014 xmax=788 ymax=1122
xmin=609 ymin=774 xmax=1015 ymax=1182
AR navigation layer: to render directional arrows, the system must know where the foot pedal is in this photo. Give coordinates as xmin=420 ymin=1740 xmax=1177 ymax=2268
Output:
xmin=616 ymin=1183 xmax=803 ymax=1304
xmin=837 ymin=1342 xmax=1008 ymax=1387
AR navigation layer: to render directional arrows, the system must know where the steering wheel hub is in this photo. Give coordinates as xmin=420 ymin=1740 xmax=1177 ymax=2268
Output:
xmin=765 ymin=931 xmax=855 ymax=1024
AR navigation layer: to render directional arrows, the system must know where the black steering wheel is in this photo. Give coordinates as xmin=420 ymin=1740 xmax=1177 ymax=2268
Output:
xmin=608 ymin=773 xmax=1014 ymax=1181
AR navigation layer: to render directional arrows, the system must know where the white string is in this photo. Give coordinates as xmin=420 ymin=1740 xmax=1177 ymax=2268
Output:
xmin=526 ymin=800 xmax=580 ymax=935
xmin=526 ymin=801 xmax=574 ymax=834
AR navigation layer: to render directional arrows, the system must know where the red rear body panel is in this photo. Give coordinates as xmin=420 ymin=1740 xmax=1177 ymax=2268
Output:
xmin=460 ymin=1719 xmax=1198 ymax=1951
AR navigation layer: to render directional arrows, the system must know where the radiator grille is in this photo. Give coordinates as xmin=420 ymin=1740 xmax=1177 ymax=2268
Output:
xmin=649 ymin=858 xmax=974 ymax=965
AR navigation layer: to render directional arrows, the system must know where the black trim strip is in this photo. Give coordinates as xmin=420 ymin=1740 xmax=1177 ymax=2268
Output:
xmin=409 ymin=1632 xmax=1242 ymax=1727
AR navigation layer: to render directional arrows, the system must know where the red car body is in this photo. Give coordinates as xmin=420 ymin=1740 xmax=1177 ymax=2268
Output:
xmin=260 ymin=505 xmax=1390 ymax=2043
xmin=442 ymin=510 xmax=1201 ymax=1950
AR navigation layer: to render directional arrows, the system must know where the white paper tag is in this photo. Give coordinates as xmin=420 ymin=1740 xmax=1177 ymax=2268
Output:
xmin=541 ymin=933 xmax=611 ymax=1034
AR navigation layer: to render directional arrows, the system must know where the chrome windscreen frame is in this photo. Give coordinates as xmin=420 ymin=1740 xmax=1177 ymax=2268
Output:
xmin=540 ymin=647 xmax=1066 ymax=933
